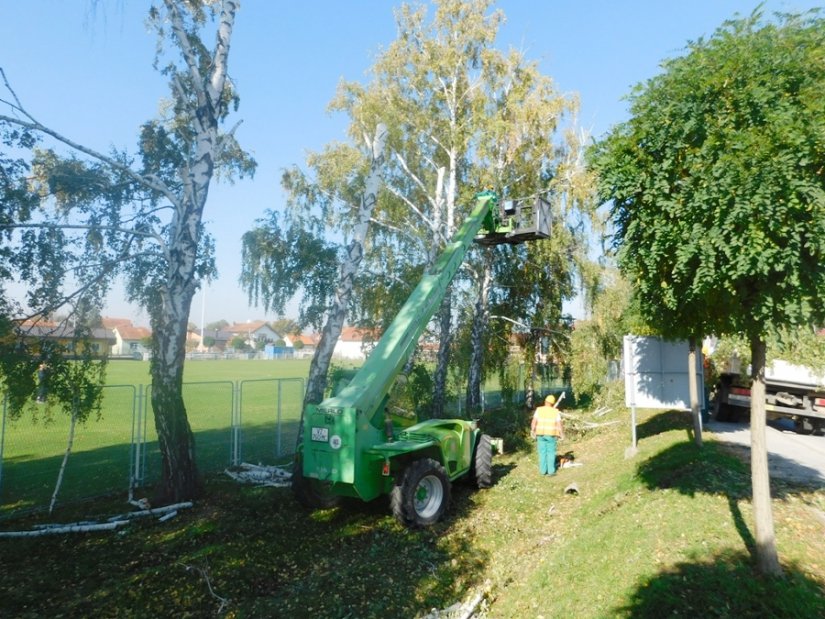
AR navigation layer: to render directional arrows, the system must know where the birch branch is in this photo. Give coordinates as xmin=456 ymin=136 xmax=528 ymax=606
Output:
xmin=48 ymin=409 xmax=77 ymax=515
xmin=0 ymin=521 xmax=130 ymax=537
xmin=0 ymin=222 xmax=166 ymax=250
xmin=210 ymin=1 xmax=238 ymax=103
xmin=368 ymin=216 xmax=427 ymax=250
xmin=163 ymin=0 xmax=206 ymax=103
xmin=0 ymin=68 xmax=179 ymax=205
xmin=392 ymin=151 xmax=438 ymax=210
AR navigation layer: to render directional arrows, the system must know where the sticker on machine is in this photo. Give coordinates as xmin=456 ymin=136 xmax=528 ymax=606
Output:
xmin=311 ymin=427 xmax=329 ymax=442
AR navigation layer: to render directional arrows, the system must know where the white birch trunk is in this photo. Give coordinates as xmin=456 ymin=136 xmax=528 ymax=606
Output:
xmin=300 ymin=125 xmax=387 ymax=419
xmin=432 ymin=151 xmax=457 ymax=417
xmin=465 ymin=252 xmax=492 ymax=415
xmin=49 ymin=407 xmax=77 ymax=514
xmin=150 ymin=0 xmax=238 ymax=503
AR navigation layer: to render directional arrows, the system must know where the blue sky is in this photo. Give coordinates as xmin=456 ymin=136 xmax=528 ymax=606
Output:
xmin=3 ymin=0 xmax=821 ymax=328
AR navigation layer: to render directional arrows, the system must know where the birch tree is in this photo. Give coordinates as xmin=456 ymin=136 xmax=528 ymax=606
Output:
xmin=334 ymin=0 xmax=502 ymax=417
xmin=0 ymin=0 xmax=255 ymax=502
xmin=242 ymin=123 xmax=387 ymax=412
xmin=461 ymin=50 xmax=597 ymax=411
xmin=590 ymin=10 xmax=825 ymax=575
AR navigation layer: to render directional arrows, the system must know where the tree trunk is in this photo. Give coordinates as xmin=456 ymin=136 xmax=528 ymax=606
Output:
xmin=688 ymin=337 xmax=703 ymax=447
xmin=150 ymin=298 xmax=201 ymax=503
xmin=525 ymin=348 xmax=537 ymax=410
xmin=749 ymin=334 xmax=782 ymax=575
xmin=299 ymin=125 xmax=387 ymax=435
xmin=49 ymin=406 xmax=77 ymax=514
xmin=431 ymin=290 xmax=453 ymax=418
xmin=466 ymin=251 xmax=492 ymax=416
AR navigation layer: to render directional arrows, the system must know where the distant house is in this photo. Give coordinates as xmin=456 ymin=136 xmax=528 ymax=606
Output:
xmin=225 ymin=321 xmax=292 ymax=349
xmin=292 ymin=333 xmax=319 ymax=359
xmin=16 ymin=320 xmax=115 ymax=357
xmin=112 ymin=325 xmax=152 ymax=358
xmin=101 ymin=317 xmax=134 ymax=331
xmin=333 ymin=327 xmax=377 ymax=361
xmin=187 ymin=330 xmax=202 ymax=350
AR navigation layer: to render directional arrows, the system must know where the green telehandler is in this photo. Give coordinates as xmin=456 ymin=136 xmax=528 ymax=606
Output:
xmin=292 ymin=191 xmax=551 ymax=526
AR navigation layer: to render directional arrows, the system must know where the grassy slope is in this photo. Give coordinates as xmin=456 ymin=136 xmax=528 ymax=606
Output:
xmin=1 ymin=407 xmax=824 ymax=618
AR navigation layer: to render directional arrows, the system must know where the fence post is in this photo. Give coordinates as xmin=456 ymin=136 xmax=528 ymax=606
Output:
xmin=232 ymin=381 xmax=241 ymax=466
xmin=130 ymin=385 xmax=145 ymax=494
xmin=0 ymin=396 xmax=6 ymax=497
xmin=276 ymin=379 xmax=283 ymax=457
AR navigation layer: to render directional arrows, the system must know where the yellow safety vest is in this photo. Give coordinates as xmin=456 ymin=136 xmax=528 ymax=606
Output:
xmin=534 ymin=405 xmax=561 ymax=436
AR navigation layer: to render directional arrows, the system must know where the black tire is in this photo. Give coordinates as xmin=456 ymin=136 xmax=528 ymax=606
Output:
xmin=390 ymin=458 xmax=451 ymax=527
xmin=471 ymin=434 xmax=493 ymax=489
xmin=716 ymin=403 xmax=734 ymax=422
xmin=794 ymin=417 xmax=816 ymax=435
xmin=291 ymin=456 xmax=340 ymax=509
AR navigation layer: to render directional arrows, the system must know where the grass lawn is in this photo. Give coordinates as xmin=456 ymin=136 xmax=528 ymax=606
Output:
xmin=1 ymin=359 xmax=314 ymax=517
xmin=1 ymin=405 xmax=823 ymax=618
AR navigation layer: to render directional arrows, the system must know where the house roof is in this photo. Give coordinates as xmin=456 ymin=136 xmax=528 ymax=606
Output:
xmin=293 ymin=333 xmax=320 ymax=346
xmin=18 ymin=323 xmax=116 ymax=343
xmin=115 ymin=325 xmax=152 ymax=340
xmin=339 ymin=326 xmax=379 ymax=342
xmin=101 ymin=317 xmax=133 ymax=329
xmin=225 ymin=320 xmax=271 ymax=334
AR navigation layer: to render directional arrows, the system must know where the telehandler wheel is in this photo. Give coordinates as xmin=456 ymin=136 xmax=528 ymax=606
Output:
xmin=291 ymin=456 xmax=341 ymax=509
xmin=391 ymin=458 xmax=451 ymax=527
xmin=471 ymin=434 xmax=493 ymax=489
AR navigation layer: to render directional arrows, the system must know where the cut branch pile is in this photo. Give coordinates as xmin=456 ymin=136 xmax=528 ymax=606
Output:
xmin=561 ymin=410 xmax=621 ymax=434
xmin=420 ymin=581 xmax=491 ymax=619
xmin=0 ymin=502 xmax=193 ymax=538
xmin=224 ymin=462 xmax=292 ymax=487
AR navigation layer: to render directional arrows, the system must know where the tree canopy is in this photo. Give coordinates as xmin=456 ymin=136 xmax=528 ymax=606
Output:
xmin=590 ymin=8 xmax=825 ymax=577
xmin=590 ymin=9 xmax=825 ymax=340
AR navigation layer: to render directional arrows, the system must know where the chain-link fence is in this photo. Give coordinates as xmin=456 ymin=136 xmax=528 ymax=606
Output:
xmin=0 ymin=377 xmax=304 ymax=520
xmin=0 ymin=372 xmax=567 ymax=519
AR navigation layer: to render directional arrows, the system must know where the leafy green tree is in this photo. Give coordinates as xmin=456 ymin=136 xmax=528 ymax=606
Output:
xmin=590 ymin=9 xmax=825 ymax=575
xmin=230 ymin=336 xmax=248 ymax=352
xmin=333 ymin=0 xmax=505 ymax=417
xmin=205 ymin=320 xmax=229 ymax=332
xmin=270 ymin=318 xmax=299 ymax=337
xmin=570 ymin=268 xmax=629 ymax=399
xmin=336 ymin=0 xmax=597 ymax=416
xmin=0 ymin=1 xmax=254 ymax=502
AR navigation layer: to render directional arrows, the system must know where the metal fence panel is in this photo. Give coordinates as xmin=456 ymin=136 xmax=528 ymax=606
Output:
xmin=0 ymin=385 xmax=135 ymax=518
xmin=238 ymin=378 xmax=304 ymax=465
xmin=1 ymin=373 xmax=567 ymax=519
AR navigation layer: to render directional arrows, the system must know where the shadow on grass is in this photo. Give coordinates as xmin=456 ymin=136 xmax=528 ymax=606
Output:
xmin=0 ymin=471 xmax=495 ymax=618
xmin=613 ymin=550 xmax=825 ymax=618
xmin=0 ymin=421 xmax=302 ymax=518
xmin=635 ymin=411 xmax=824 ymax=567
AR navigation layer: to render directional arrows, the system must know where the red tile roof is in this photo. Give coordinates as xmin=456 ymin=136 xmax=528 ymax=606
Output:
xmin=339 ymin=326 xmax=379 ymax=342
xmin=102 ymin=317 xmax=134 ymax=329
xmin=293 ymin=334 xmax=320 ymax=346
xmin=116 ymin=325 xmax=152 ymax=340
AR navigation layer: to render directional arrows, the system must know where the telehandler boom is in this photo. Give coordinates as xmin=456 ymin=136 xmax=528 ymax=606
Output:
xmin=293 ymin=191 xmax=550 ymax=526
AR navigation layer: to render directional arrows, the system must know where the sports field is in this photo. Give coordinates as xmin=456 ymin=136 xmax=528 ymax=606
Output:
xmin=0 ymin=358 xmax=314 ymax=517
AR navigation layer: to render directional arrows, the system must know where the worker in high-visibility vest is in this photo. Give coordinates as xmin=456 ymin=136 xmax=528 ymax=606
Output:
xmin=530 ymin=394 xmax=564 ymax=475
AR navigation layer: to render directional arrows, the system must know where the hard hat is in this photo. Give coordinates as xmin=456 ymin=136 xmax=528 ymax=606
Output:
xmin=545 ymin=394 xmax=555 ymax=405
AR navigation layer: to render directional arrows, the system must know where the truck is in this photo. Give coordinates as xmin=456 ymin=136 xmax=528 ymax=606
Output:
xmin=714 ymin=359 xmax=825 ymax=435
xmin=292 ymin=190 xmax=551 ymax=526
